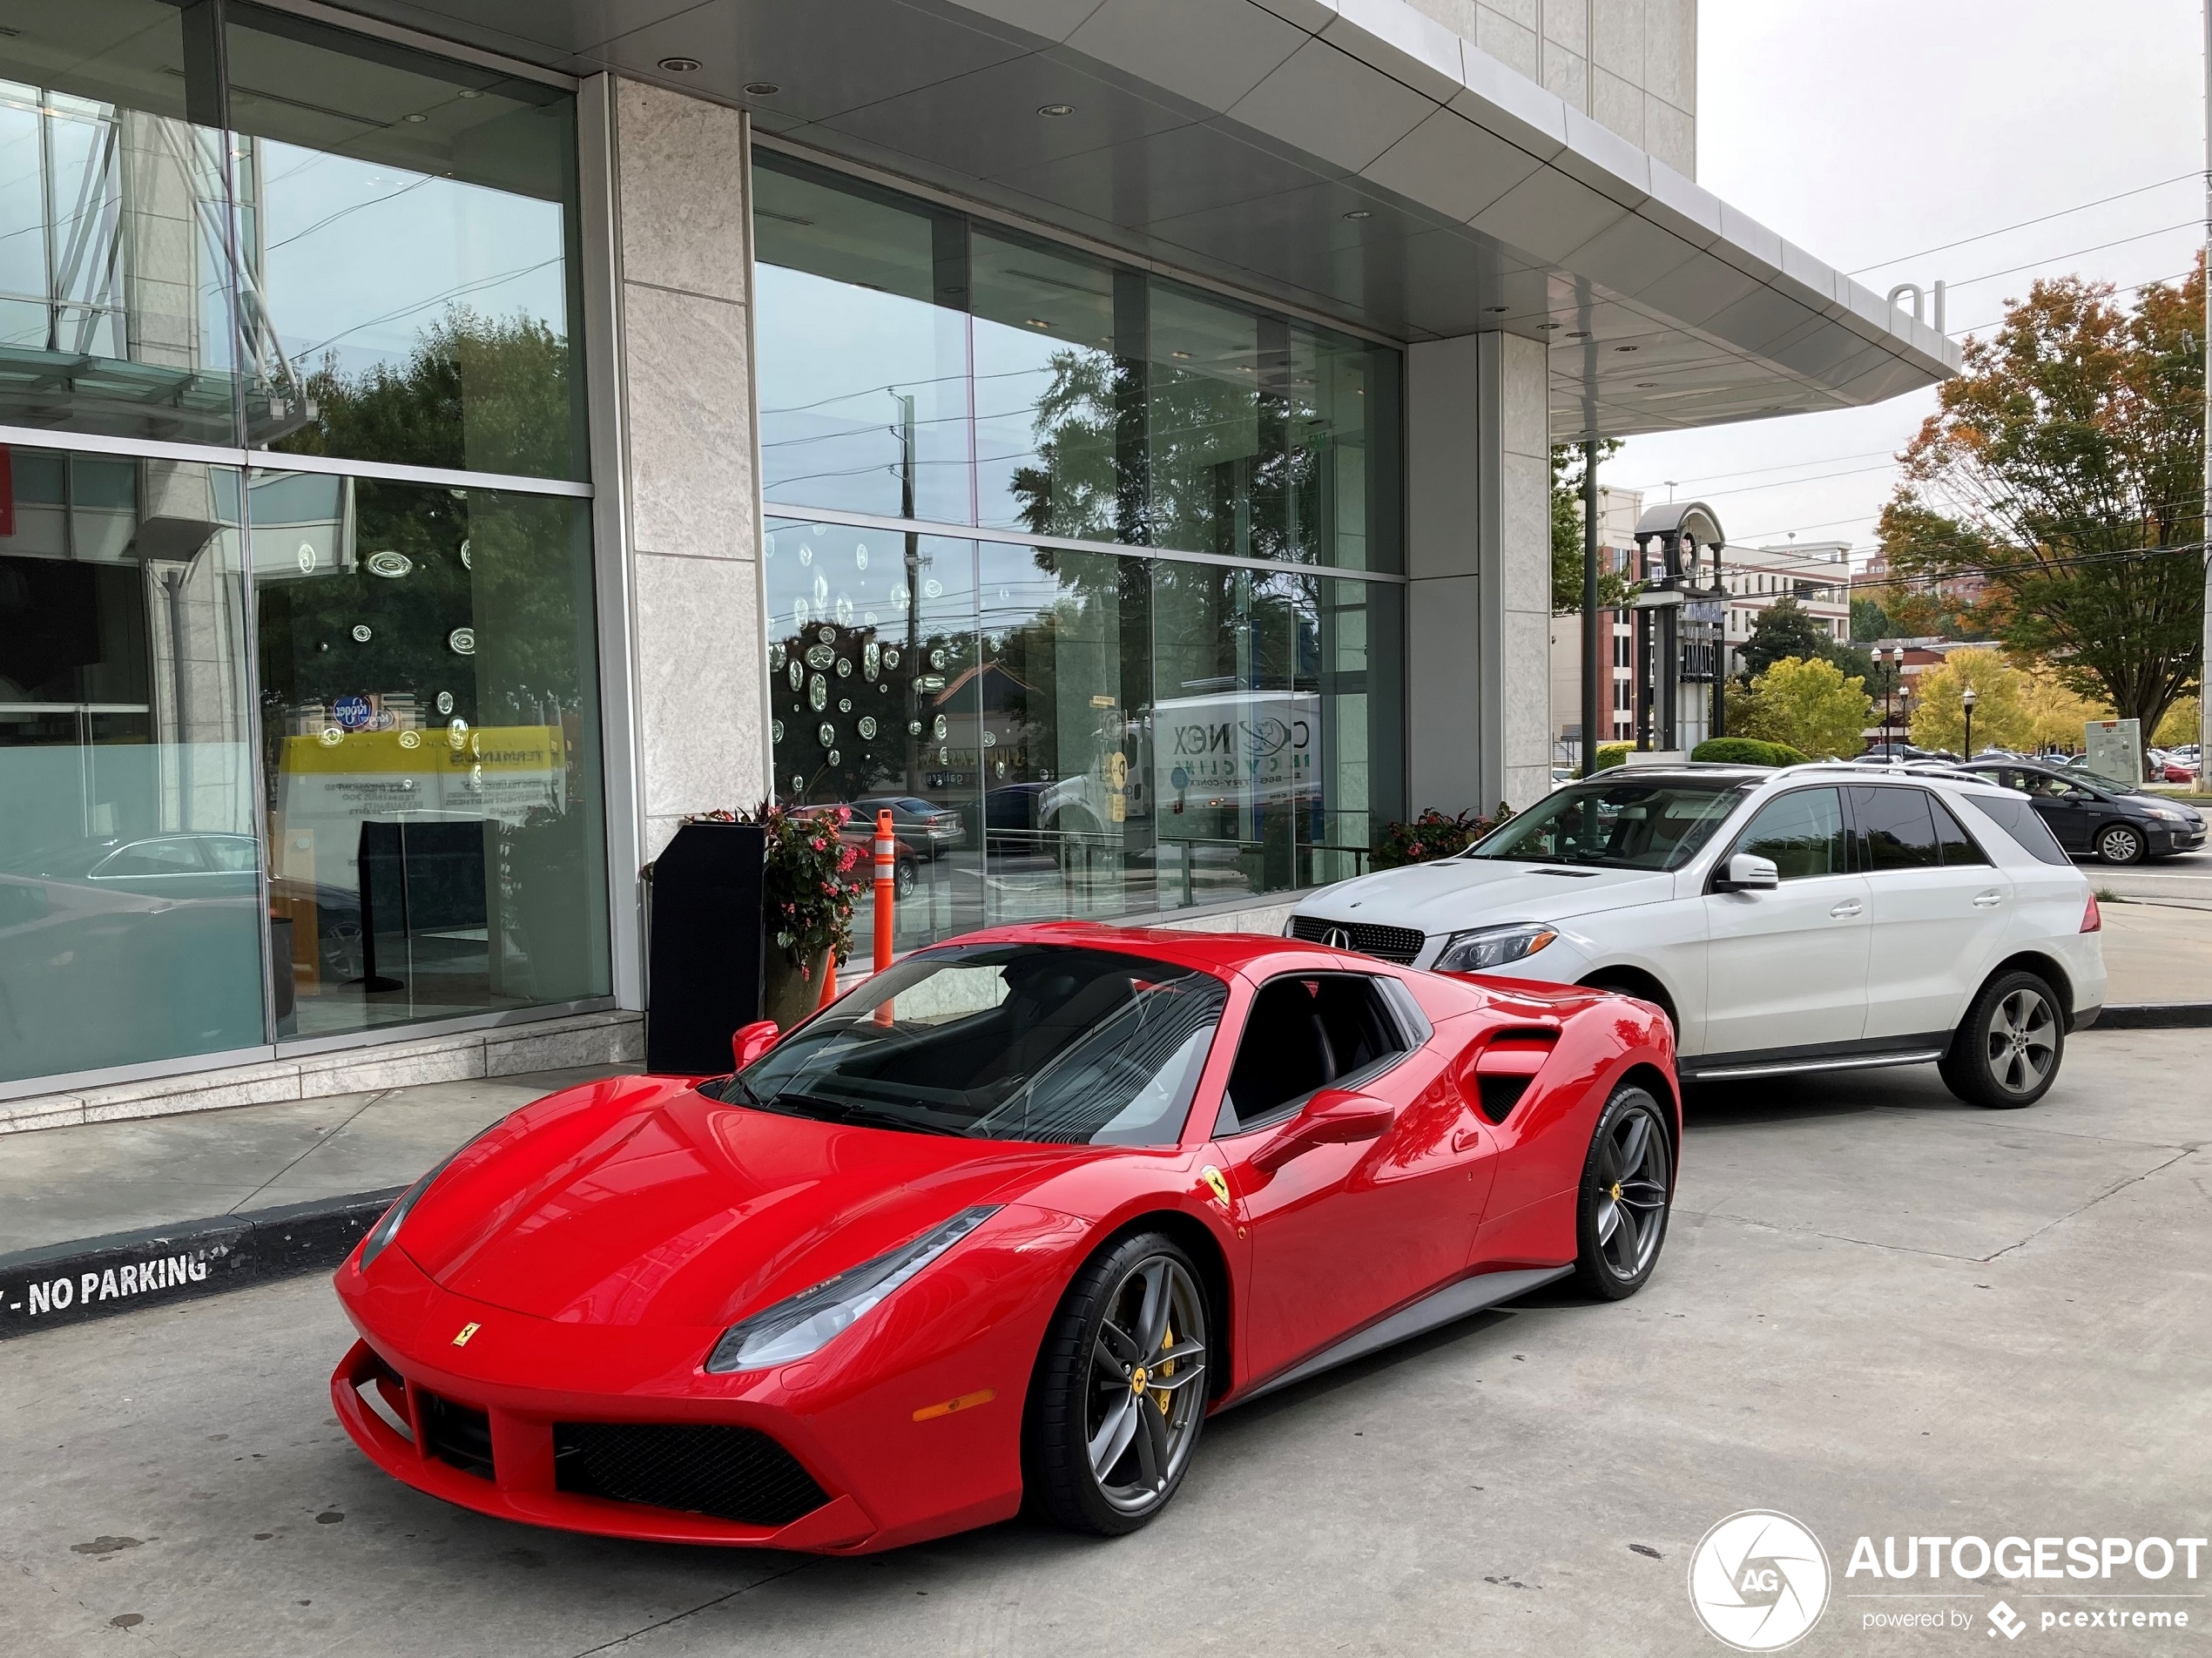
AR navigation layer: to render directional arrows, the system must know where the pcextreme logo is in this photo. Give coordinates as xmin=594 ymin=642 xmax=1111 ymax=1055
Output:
xmin=1688 ymin=1510 xmax=1831 ymax=1652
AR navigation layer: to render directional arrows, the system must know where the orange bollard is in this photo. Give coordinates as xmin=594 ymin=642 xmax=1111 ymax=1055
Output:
xmin=872 ymin=807 xmax=897 ymax=1026
xmin=815 ymin=950 xmax=839 ymax=1011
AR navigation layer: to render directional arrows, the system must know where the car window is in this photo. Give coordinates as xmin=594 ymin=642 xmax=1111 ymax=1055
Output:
xmin=1969 ymin=796 xmax=2073 ymax=866
xmin=1931 ymin=799 xmax=1992 ymax=866
xmin=1216 ymin=974 xmax=1409 ymax=1136
xmin=90 ymin=839 xmax=206 ymax=878
xmin=1468 ymin=779 xmax=1745 ymax=871
xmin=1848 ymin=786 xmax=1940 ymax=871
xmin=201 ymin=836 xmax=263 ymax=873
xmin=1730 ymin=788 xmax=1847 ymax=880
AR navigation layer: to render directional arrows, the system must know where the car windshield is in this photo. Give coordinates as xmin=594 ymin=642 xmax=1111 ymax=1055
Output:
xmin=712 ymin=943 xmax=1226 ymax=1146
xmin=1465 ymin=778 xmax=1748 ymax=871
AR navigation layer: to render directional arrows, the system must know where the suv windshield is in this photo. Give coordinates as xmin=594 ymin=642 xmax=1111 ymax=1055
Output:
xmin=1467 ymin=778 xmax=1749 ymax=871
xmin=711 ymin=943 xmax=1226 ymax=1145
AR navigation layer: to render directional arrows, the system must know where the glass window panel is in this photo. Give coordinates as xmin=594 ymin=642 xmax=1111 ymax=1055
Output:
xmin=253 ymin=470 xmax=609 ymax=1039
xmin=763 ymin=518 xmax=982 ymax=949
xmin=0 ymin=449 xmax=264 ymax=1085
xmin=0 ymin=5 xmax=241 ymax=445
xmin=753 ymin=157 xmax=971 ymax=522
xmin=1849 ymin=785 xmax=1941 ymax=871
xmin=228 ymin=4 xmax=586 ymax=478
xmin=1734 ymin=787 xmax=1848 ymax=880
xmin=1304 ymin=575 xmax=1403 ymax=886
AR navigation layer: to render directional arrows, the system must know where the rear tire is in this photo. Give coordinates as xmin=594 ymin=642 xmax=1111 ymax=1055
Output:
xmin=1572 ymin=1085 xmax=1674 ymax=1300
xmin=2094 ymin=823 xmax=2145 ymax=865
xmin=1939 ymin=969 xmax=2064 ymax=1108
xmin=1026 ymin=1232 xmax=1209 ymax=1536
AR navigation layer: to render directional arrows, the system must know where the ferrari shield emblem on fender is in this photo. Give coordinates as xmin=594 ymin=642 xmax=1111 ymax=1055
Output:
xmin=451 ymin=1322 xmax=481 ymax=1347
xmin=1199 ymin=1166 xmax=1232 ymax=1210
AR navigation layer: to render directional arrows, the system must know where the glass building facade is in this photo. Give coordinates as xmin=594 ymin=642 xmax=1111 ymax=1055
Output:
xmin=0 ymin=3 xmax=606 ymax=1088
xmin=754 ymin=154 xmax=1407 ymax=951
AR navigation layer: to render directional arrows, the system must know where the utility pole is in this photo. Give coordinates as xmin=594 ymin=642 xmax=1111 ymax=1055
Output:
xmin=2201 ymin=0 xmax=2212 ymax=779
xmin=1581 ymin=438 xmax=1601 ymax=776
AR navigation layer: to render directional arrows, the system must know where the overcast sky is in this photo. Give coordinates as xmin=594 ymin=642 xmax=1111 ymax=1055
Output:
xmin=1609 ymin=0 xmax=2205 ymax=569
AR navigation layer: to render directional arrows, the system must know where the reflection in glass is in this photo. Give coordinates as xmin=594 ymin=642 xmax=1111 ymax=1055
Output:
xmin=0 ymin=447 xmax=264 ymax=1083
xmin=0 ymin=3 xmax=250 ymax=445
xmin=253 ymin=471 xmax=608 ymax=1038
xmin=229 ymin=6 xmax=585 ymax=479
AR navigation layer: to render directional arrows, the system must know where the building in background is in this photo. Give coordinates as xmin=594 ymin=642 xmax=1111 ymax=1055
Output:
xmin=0 ymin=0 xmax=1952 ymax=1123
xmin=1721 ymin=539 xmax=1851 ymax=674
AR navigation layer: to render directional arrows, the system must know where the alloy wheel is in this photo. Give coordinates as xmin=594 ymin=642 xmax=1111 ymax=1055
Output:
xmin=1594 ymin=1108 xmax=1670 ymax=1281
xmin=1086 ymin=1255 xmax=1207 ymax=1514
xmin=2098 ymin=826 xmax=2142 ymax=864
xmin=1984 ymin=986 xmax=2057 ymax=1096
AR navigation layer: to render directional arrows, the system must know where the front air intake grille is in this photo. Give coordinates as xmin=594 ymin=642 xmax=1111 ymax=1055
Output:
xmin=1289 ymin=914 xmax=1426 ymax=965
xmin=420 ymin=1392 xmax=494 ymax=1480
xmin=553 ymin=1422 xmax=828 ymax=1527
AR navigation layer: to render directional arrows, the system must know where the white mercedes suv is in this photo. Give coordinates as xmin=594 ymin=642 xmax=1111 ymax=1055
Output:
xmin=1289 ymin=765 xmax=2106 ymax=1107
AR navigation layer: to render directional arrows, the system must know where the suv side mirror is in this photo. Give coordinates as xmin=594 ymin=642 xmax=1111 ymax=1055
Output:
xmin=732 ymin=1019 xmax=780 ymax=1069
xmin=1715 ymin=852 xmax=1779 ymax=893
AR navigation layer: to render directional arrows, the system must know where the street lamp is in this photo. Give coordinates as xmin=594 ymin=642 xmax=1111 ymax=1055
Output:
xmin=1961 ymin=683 xmax=1978 ymax=758
xmin=1882 ymin=644 xmax=1904 ymax=748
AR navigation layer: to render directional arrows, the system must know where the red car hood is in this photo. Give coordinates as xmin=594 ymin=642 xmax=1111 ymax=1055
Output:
xmin=395 ymin=1078 xmax=1101 ymax=1331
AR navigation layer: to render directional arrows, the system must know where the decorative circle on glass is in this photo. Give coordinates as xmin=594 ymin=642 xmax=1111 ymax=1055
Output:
xmin=835 ymin=657 xmax=852 ymax=678
xmin=772 ymin=719 xmax=785 ymax=743
xmin=792 ymin=775 xmax=805 ymax=792
xmin=805 ymin=643 xmax=834 ymax=670
xmin=818 ymin=723 xmax=836 ymax=747
xmin=894 ymin=585 xmax=911 ymax=610
xmin=834 ymin=593 xmax=853 ymax=625
xmin=854 ymin=544 xmax=868 ymax=570
xmin=929 ymin=649 xmax=947 ymax=669
xmin=318 ymin=726 xmax=343 ymax=746
xmin=295 ymin=543 xmax=316 ymax=574
xmin=813 ymin=573 xmax=828 ymax=608
xmin=799 ymin=543 xmax=813 ymax=566
xmin=915 ymin=674 xmax=946 ymax=692
xmin=858 ymin=716 xmax=878 ymax=739
xmin=933 ymin=715 xmax=948 ymax=739
xmin=763 ymin=533 xmax=776 ymax=559
xmin=838 ymin=698 xmax=852 ymax=713
xmin=922 ymin=578 xmax=943 ymax=598
xmin=808 ymin=674 xmax=827 ymax=711
xmin=817 ymin=626 xmax=835 ymax=644
xmin=458 ymin=539 xmax=471 ymax=570
xmin=981 ymin=731 xmax=998 ymax=747
xmin=863 ymin=610 xmax=878 ymax=625
xmin=826 ymin=749 xmax=840 ymax=765
xmin=907 ymin=720 xmax=923 ymax=736
xmin=793 ymin=598 xmax=811 ymax=628
xmin=365 ymin=550 xmax=412 ymax=579
xmin=787 ymin=659 xmax=803 ymax=690
xmin=448 ymin=627 xmax=476 ymax=656
xmin=448 ymin=717 xmax=469 ymax=743
xmin=399 ymin=730 xmax=421 ymax=750
xmin=769 ymin=642 xmax=786 ymax=671
xmin=883 ymin=648 xmax=901 ymax=669
xmin=436 ymin=691 xmax=455 ymax=716
xmin=938 ymin=745 xmax=950 ymax=763
xmin=351 ymin=623 xmax=373 ymax=643
xmin=863 ymin=642 xmax=880 ymax=680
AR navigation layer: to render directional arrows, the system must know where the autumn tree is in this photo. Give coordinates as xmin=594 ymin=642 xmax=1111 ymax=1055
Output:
xmin=1730 ymin=657 xmax=1872 ymax=758
xmin=1549 ymin=441 xmax=1635 ymax=615
xmin=1877 ymin=261 xmax=2206 ymax=758
xmin=1909 ymin=649 xmax=2035 ymax=753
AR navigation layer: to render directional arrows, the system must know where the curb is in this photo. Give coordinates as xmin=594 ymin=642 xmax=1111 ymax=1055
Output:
xmin=0 ymin=1188 xmax=402 ymax=1341
xmin=2094 ymin=1003 xmax=2212 ymax=1030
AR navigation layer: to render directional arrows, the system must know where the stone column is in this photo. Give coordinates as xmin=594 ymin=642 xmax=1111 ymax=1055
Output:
xmin=1406 ymin=331 xmax=1553 ymax=819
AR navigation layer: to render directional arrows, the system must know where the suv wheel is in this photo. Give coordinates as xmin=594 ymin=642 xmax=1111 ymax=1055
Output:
xmin=2094 ymin=823 xmax=2145 ymax=865
xmin=1939 ymin=969 xmax=2064 ymax=1108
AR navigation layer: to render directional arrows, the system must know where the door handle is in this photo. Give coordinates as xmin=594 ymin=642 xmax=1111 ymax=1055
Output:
xmin=1973 ymin=891 xmax=2005 ymax=908
xmin=1829 ymin=900 xmax=1864 ymax=918
xmin=1452 ymin=1126 xmax=1483 ymax=1154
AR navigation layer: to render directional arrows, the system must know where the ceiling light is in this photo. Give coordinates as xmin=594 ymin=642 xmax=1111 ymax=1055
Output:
xmin=1565 ymin=330 xmax=1589 ymax=339
xmin=1025 ymin=318 xmax=1051 ymax=328
xmin=402 ymin=112 xmax=427 ymax=123
xmin=1343 ymin=209 xmax=1372 ymax=220
xmin=1038 ymin=103 xmax=1076 ymax=118
xmin=1635 ymin=381 xmax=1656 ymax=388
xmin=658 ymin=56 xmax=702 ymax=72
xmin=458 ymin=89 xmax=482 ymax=100
xmin=1615 ymin=344 xmax=1639 ymax=353
xmin=1486 ymin=305 xmax=1508 ymax=313
xmin=1171 ymin=349 xmax=1192 ymax=360
xmin=744 ymin=81 xmax=780 ymax=95
xmin=1536 ymin=322 xmax=1561 ymax=331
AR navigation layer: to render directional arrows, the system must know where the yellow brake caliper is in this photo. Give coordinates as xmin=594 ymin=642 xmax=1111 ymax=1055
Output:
xmin=1151 ymin=1325 xmax=1174 ymax=1415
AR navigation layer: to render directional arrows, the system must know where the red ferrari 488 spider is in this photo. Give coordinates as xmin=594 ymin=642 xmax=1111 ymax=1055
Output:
xmin=332 ymin=923 xmax=1677 ymax=1553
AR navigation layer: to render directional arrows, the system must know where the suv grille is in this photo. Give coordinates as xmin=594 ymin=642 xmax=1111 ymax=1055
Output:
xmin=1289 ymin=914 xmax=1425 ymax=965
xmin=553 ymin=1422 xmax=828 ymax=1527
xmin=421 ymin=1392 xmax=495 ymax=1480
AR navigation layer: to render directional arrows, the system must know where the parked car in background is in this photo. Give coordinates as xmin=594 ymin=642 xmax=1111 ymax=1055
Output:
xmin=852 ymin=796 xmax=967 ymax=859
xmin=1290 ymin=763 xmax=2104 ymax=1107
xmin=793 ymin=806 xmax=920 ymax=900
xmin=2159 ymin=758 xmax=2200 ymax=785
xmin=1957 ymin=760 xmax=2206 ymax=864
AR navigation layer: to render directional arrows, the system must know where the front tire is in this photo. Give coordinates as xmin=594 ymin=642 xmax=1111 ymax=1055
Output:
xmin=2095 ymin=823 xmax=2145 ymax=864
xmin=1572 ymin=1085 xmax=1674 ymax=1300
xmin=1026 ymin=1232 xmax=1210 ymax=1536
xmin=1939 ymin=969 xmax=2063 ymax=1108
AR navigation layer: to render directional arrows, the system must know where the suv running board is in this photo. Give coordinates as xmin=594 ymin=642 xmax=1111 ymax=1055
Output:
xmin=1235 ymin=1265 xmax=1574 ymax=1405
xmin=1682 ymin=1047 xmax=1946 ymax=1082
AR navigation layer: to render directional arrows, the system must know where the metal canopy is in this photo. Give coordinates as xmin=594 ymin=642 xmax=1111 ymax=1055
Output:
xmin=323 ymin=0 xmax=1958 ymax=439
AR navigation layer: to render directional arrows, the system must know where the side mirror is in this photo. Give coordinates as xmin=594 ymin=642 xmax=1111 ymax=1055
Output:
xmin=732 ymin=1020 xmax=780 ymax=1069
xmin=1250 ymin=1089 xmax=1395 ymax=1175
xmin=1715 ymin=852 xmax=1778 ymax=893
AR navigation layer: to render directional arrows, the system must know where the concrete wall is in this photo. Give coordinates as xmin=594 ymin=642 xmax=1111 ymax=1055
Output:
xmin=1406 ymin=330 xmax=1554 ymax=819
xmin=610 ymin=79 xmax=772 ymax=864
xmin=1406 ymin=0 xmax=1697 ymax=178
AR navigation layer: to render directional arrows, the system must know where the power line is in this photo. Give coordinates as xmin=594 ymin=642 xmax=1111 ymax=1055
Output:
xmin=1945 ymin=263 xmax=2200 ymax=337
xmin=1844 ymin=172 xmax=2198 ymax=275
xmin=1943 ymin=222 xmax=2202 ymax=292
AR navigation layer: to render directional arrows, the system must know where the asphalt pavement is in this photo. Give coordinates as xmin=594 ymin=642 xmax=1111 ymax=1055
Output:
xmin=1 ymin=1029 xmax=2204 ymax=1657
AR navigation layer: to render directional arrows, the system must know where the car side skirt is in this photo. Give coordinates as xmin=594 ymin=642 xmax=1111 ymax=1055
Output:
xmin=1681 ymin=1032 xmax=1952 ymax=1082
xmin=1229 ymin=1266 xmax=1574 ymax=1406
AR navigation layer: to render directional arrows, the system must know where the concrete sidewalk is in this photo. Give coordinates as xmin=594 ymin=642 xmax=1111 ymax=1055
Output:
xmin=0 ymin=1064 xmax=635 ymax=1260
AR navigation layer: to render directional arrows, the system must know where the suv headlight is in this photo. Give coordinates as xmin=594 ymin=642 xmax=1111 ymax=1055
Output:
xmin=705 ymin=1206 xmax=1000 ymax=1374
xmin=1433 ymin=923 xmax=1560 ymax=974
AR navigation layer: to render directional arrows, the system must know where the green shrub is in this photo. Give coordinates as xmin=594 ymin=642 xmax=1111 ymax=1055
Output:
xmin=1585 ymin=743 xmax=1633 ymax=776
xmin=1691 ymin=737 xmax=1810 ymax=767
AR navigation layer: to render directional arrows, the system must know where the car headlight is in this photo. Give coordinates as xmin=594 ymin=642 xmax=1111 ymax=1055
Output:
xmin=1433 ymin=922 xmax=1560 ymax=974
xmin=359 ymin=1145 xmax=469 ymax=1270
xmin=2145 ymin=806 xmax=2185 ymax=822
xmin=705 ymin=1206 xmax=1000 ymax=1374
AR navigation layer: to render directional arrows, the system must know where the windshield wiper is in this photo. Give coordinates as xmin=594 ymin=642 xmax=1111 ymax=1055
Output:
xmin=776 ymin=1090 xmax=969 ymax=1137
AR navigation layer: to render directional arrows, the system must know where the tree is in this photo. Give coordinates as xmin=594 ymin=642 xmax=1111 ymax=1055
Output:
xmin=2155 ymin=695 xmax=2201 ymax=748
xmin=1737 ymin=596 xmax=1872 ymax=684
xmin=1730 ymin=657 xmax=1872 ymax=758
xmin=1850 ymin=594 xmax=1895 ymax=643
xmin=1877 ymin=260 xmax=2206 ymax=759
xmin=2020 ymin=668 xmax=2110 ymax=751
xmin=1909 ymin=649 xmax=2034 ymax=753
xmin=1549 ymin=441 xmax=1635 ymax=615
